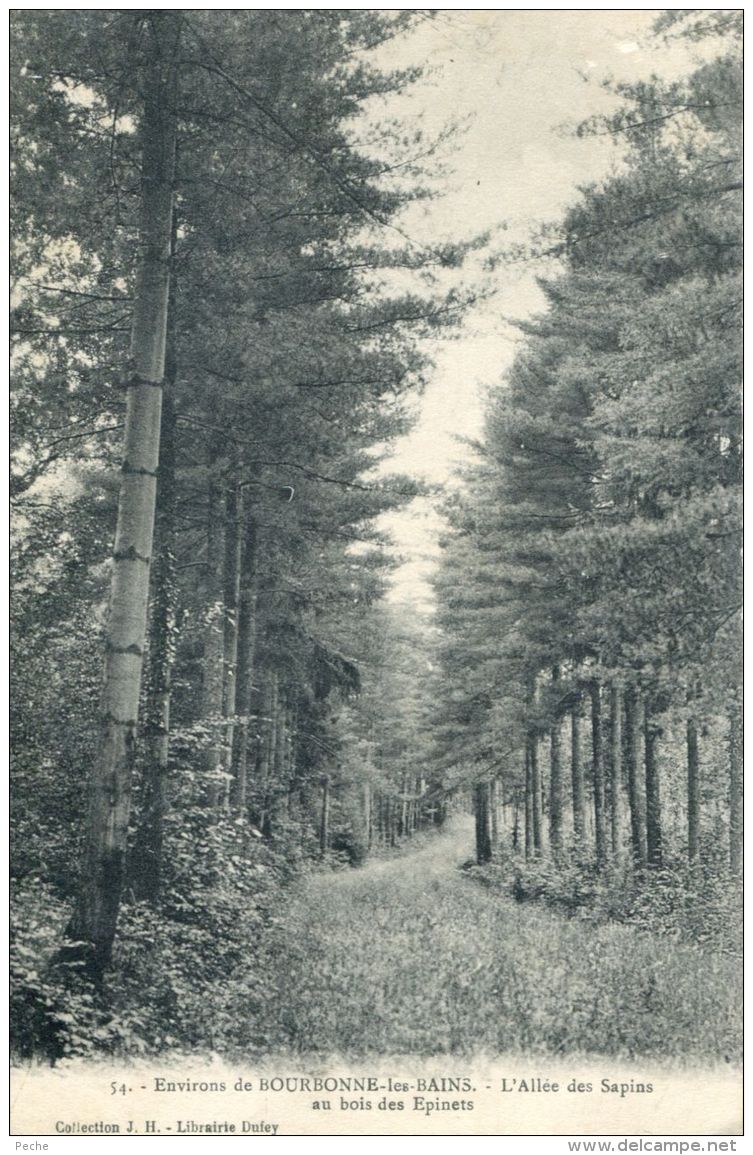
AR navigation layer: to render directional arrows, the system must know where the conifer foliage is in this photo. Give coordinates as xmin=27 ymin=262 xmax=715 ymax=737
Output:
xmin=433 ymin=14 xmax=741 ymax=923
xmin=11 ymin=9 xmax=462 ymax=1054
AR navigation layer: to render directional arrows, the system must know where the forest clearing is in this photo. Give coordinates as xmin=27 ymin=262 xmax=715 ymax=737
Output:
xmin=10 ymin=12 xmax=741 ymax=1127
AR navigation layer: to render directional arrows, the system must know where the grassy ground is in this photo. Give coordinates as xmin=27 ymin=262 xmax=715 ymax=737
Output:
xmin=250 ymin=820 xmax=741 ymax=1062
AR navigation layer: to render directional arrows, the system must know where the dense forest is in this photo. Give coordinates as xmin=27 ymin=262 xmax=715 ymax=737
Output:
xmin=11 ymin=10 xmax=741 ymax=1066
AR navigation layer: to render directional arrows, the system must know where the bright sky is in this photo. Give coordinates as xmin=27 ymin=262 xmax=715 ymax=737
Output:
xmin=364 ymin=10 xmax=710 ymax=612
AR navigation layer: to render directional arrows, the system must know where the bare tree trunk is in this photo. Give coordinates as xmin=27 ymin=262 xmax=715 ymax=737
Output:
xmin=571 ymin=692 xmax=585 ymax=845
xmin=202 ymin=477 xmax=226 ymax=810
xmin=474 ymin=781 xmax=492 ymax=864
xmin=400 ymin=774 xmax=408 ymax=837
xmin=513 ymin=788 xmax=521 ymax=852
xmin=590 ymin=679 xmax=607 ymax=868
xmin=549 ymin=668 xmax=563 ymax=855
xmin=610 ymin=684 xmax=623 ymax=859
xmin=363 ymin=781 xmax=372 ymax=850
xmin=490 ymin=778 xmax=499 ymax=847
xmin=254 ymin=679 xmax=271 ymax=832
xmin=260 ymin=674 xmax=279 ymax=837
xmin=319 ymin=775 xmax=330 ymax=854
xmin=220 ymin=485 xmax=243 ymax=808
xmin=529 ymin=731 xmax=542 ymax=854
xmin=268 ymin=689 xmax=288 ymax=833
xmin=728 ymin=705 xmax=742 ymax=875
xmin=644 ymin=698 xmax=663 ymax=869
xmin=64 ymin=13 xmax=180 ymax=977
xmin=686 ymin=716 xmax=700 ymax=865
xmin=131 ymin=389 xmax=176 ymax=903
xmin=524 ymin=745 xmax=533 ymax=859
xmin=230 ymin=518 xmax=257 ymax=814
xmin=624 ymin=686 xmax=647 ymax=867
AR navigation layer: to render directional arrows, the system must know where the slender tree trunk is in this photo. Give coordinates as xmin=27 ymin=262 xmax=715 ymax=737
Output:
xmin=571 ymin=692 xmax=585 ymax=845
xmin=269 ymin=690 xmax=288 ymax=833
xmin=286 ymin=702 xmax=297 ymax=812
xmin=363 ymin=781 xmax=372 ymax=850
xmin=220 ymin=485 xmax=243 ymax=808
xmin=549 ymin=721 xmax=564 ymax=854
xmin=260 ymin=674 xmax=279 ymax=837
xmin=540 ymin=745 xmax=547 ymax=844
xmin=254 ymin=678 xmax=271 ymax=832
xmin=610 ymin=684 xmax=623 ymax=859
xmin=202 ymin=477 xmax=226 ymax=810
xmin=644 ymin=698 xmax=663 ymax=868
xmin=230 ymin=518 xmax=257 ymax=814
xmin=686 ymin=716 xmax=700 ymax=865
xmin=549 ymin=668 xmax=563 ymax=855
xmin=319 ymin=775 xmax=330 ymax=854
xmin=374 ymin=793 xmax=382 ymax=843
xmin=590 ymin=680 xmax=607 ymax=868
xmin=490 ymin=779 xmax=499 ymax=847
xmin=624 ymin=686 xmax=647 ymax=867
xmin=524 ymin=745 xmax=533 ymax=859
xmin=400 ymin=774 xmax=408 ymax=837
xmin=130 ymin=389 xmax=176 ymax=903
xmin=131 ymin=201 xmax=180 ymax=904
xmin=529 ymin=731 xmax=542 ymax=853
xmin=64 ymin=13 xmax=180 ymax=977
xmin=728 ymin=705 xmax=742 ymax=875
xmin=474 ymin=781 xmax=492 ymax=864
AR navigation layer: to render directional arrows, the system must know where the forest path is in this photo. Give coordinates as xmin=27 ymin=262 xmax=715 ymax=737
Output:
xmin=260 ymin=817 xmax=499 ymax=1055
xmin=256 ymin=820 xmax=740 ymax=1060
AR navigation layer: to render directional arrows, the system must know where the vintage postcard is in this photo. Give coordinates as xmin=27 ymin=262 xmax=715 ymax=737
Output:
xmin=9 ymin=8 xmax=742 ymax=1143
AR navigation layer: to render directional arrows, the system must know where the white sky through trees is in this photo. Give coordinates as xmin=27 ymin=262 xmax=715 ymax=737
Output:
xmin=365 ymin=10 xmax=711 ymax=613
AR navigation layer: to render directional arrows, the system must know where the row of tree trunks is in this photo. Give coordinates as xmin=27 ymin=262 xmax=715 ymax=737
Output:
xmin=198 ymin=473 xmax=270 ymax=821
xmin=365 ymin=783 xmax=433 ymax=852
xmin=517 ymin=678 xmax=741 ymax=874
xmin=135 ymin=472 xmax=261 ymax=883
xmin=521 ymin=679 xmax=661 ymax=869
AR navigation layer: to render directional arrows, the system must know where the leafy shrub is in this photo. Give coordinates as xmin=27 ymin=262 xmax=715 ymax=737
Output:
xmin=493 ymin=843 xmax=742 ymax=956
xmin=9 ymin=879 xmax=110 ymax=1062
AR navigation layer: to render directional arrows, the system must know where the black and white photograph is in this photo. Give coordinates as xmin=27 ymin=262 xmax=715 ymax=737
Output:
xmin=9 ymin=8 xmax=742 ymax=1141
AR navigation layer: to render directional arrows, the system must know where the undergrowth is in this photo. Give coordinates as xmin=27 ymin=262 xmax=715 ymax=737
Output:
xmin=10 ymin=809 xmax=316 ymax=1063
xmin=11 ymin=823 xmax=741 ymax=1065
xmin=475 ymin=841 xmax=743 ymax=957
xmin=249 ymin=829 xmax=741 ymax=1062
